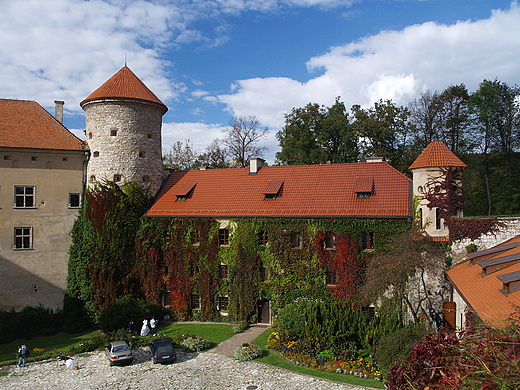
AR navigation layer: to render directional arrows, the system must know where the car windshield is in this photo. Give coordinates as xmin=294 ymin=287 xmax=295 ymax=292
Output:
xmin=113 ymin=345 xmax=129 ymax=353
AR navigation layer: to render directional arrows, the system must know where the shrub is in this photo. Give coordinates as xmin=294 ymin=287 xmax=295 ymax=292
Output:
xmin=181 ymin=336 xmax=210 ymax=352
xmin=386 ymin=324 xmax=520 ymax=389
xmin=375 ymin=322 xmax=431 ymax=375
xmin=233 ymin=322 xmax=249 ymax=333
xmin=234 ymin=343 xmax=263 ymax=361
xmin=97 ymin=295 xmax=170 ymax=333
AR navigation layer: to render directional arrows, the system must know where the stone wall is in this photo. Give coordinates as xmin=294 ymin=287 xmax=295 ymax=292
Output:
xmin=451 ymin=217 xmax=520 ymax=263
xmin=84 ymin=99 xmax=164 ymax=196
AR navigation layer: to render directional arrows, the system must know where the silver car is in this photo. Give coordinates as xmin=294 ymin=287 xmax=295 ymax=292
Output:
xmin=105 ymin=340 xmax=133 ymax=366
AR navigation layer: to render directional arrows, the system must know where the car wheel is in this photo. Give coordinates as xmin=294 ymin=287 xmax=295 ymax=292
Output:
xmin=109 ymin=361 xmax=114 ymax=367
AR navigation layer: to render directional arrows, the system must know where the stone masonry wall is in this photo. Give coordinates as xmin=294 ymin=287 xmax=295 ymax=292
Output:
xmin=84 ymin=100 xmax=164 ymax=195
xmin=451 ymin=217 xmax=520 ymax=263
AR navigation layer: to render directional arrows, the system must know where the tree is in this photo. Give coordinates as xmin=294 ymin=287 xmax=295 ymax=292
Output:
xmin=468 ymin=79 xmax=520 ymax=215
xmin=352 ymin=99 xmax=414 ymax=172
xmin=195 ymin=139 xmax=229 ymax=169
xmin=275 ymin=98 xmax=358 ymax=165
xmin=361 ymin=228 xmax=447 ymax=322
xmin=221 ymin=116 xmax=269 ymax=167
xmin=163 ymin=140 xmax=198 ymax=171
xmin=438 ymin=84 xmax=473 ymax=155
xmin=408 ymin=90 xmax=444 ymax=150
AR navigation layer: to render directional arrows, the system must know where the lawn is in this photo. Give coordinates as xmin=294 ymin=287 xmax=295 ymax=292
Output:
xmin=0 ymin=322 xmax=235 ymax=365
xmin=252 ymin=329 xmax=385 ymax=389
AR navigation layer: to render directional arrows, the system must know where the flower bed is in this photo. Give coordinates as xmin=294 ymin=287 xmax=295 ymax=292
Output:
xmin=266 ymin=332 xmax=381 ymax=380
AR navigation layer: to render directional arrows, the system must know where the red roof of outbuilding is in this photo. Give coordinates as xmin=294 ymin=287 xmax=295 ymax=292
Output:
xmin=80 ymin=66 xmax=167 ymax=113
xmin=0 ymin=99 xmax=84 ymax=151
xmin=409 ymin=141 xmax=467 ymax=170
xmin=446 ymin=235 xmax=520 ymax=327
xmin=148 ymin=162 xmax=412 ymax=218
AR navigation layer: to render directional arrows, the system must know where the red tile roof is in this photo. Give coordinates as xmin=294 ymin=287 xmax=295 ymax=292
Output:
xmin=0 ymin=99 xmax=84 ymax=151
xmin=80 ymin=66 xmax=167 ymax=114
xmin=148 ymin=162 xmax=412 ymax=218
xmin=409 ymin=141 xmax=467 ymax=170
xmin=446 ymin=235 xmax=520 ymax=327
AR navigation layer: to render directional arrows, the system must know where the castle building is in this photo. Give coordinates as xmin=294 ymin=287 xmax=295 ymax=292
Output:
xmin=0 ymin=99 xmax=86 ymax=310
xmin=80 ymin=66 xmax=168 ymax=196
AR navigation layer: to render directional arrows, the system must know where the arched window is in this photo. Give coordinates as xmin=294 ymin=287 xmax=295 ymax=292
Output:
xmin=89 ymin=175 xmax=96 ymax=182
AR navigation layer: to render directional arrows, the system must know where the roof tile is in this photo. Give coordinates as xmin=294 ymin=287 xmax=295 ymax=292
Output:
xmin=0 ymin=99 xmax=84 ymax=151
xmin=409 ymin=141 xmax=467 ymax=170
xmin=80 ymin=67 xmax=167 ymax=113
xmin=148 ymin=162 xmax=412 ymax=218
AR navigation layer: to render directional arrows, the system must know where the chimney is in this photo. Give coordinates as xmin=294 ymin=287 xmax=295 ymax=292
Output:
xmin=249 ymin=157 xmax=264 ymax=174
xmin=366 ymin=157 xmax=384 ymax=163
xmin=54 ymin=100 xmax=64 ymax=124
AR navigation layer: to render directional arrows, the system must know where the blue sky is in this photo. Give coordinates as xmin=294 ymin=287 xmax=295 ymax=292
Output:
xmin=1 ymin=0 xmax=518 ymax=163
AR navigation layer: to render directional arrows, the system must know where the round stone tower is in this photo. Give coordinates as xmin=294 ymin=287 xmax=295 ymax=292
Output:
xmin=80 ymin=66 xmax=168 ymax=196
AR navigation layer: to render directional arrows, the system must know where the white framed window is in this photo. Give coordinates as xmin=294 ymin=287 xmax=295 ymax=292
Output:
xmin=190 ymin=294 xmax=201 ymax=310
xmin=14 ymin=186 xmax=35 ymax=208
xmin=14 ymin=227 xmax=32 ymax=249
xmin=218 ymin=296 xmax=229 ymax=312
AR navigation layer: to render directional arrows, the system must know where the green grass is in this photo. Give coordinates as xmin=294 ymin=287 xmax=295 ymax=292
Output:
xmin=159 ymin=322 xmax=236 ymax=349
xmin=0 ymin=329 xmax=100 ymax=365
xmin=252 ymin=329 xmax=385 ymax=389
xmin=0 ymin=322 xmax=235 ymax=365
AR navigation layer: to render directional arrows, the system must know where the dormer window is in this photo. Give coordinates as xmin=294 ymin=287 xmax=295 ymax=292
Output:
xmin=175 ymin=182 xmax=196 ymax=202
xmin=263 ymin=179 xmax=284 ymax=200
xmin=355 ymin=176 xmax=373 ymax=199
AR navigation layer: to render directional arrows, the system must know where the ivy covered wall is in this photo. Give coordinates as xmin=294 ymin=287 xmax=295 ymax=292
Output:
xmin=136 ymin=216 xmax=409 ymax=322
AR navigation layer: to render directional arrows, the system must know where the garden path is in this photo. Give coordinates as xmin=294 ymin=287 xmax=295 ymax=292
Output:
xmin=208 ymin=324 xmax=270 ymax=357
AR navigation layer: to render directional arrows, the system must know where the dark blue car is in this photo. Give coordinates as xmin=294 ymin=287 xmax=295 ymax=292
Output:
xmin=149 ymin=338 xmax=177 ymax=364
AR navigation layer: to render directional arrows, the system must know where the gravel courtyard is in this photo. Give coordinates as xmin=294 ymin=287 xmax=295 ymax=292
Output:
xmin=0 ymin=348 xmax=374 ymax=390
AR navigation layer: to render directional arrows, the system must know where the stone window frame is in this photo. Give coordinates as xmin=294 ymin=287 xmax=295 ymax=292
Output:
xmin=14 ymin=227 xmax=33 ymax=250
xmin=14 ymin=186 xmax=35 ymax=208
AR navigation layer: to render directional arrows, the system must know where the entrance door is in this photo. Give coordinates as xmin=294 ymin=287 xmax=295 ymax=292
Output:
xmin=257 ymin=299 xmax=270 ymax=324
xmin=443 ymin=301 xmax=456 ymax=328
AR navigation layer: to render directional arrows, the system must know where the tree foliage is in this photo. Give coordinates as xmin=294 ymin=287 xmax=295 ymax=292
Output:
xmin=221 ymin=116 xmax=269 ymax=167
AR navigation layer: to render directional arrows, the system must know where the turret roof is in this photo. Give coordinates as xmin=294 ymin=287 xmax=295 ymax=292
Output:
xmin=80 ymin=66 xmax=167 ymax=113
xmin=409 ymin=141 xmax=467 ymax=170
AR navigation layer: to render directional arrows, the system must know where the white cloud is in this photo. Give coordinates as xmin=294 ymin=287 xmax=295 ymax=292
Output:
xmin=218 ymin=3 xmax=520 ymax=127
xmin=161 ymin=122 xmax=225 ymax=153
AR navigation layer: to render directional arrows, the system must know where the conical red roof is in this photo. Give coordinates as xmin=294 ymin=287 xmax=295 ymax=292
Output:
xmin=80 ymin=66 xmax=167 ymax=113
xmin=409 ymin=141 xmax=467 ymax=170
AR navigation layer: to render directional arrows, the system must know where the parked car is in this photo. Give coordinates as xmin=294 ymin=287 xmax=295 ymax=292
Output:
xmin=105 ymin=340 xmax=133 ymax=366
xmin=149 ymin=338 xmax=177 ymax=364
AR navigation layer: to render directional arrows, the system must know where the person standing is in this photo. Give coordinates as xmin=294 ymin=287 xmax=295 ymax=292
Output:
xmin=17 ymin=344 xmax=28 ymax=367
xmin=150 ymin=317 xmax=157 ymax=336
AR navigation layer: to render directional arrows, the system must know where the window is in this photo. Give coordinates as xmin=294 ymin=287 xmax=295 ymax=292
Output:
xmin=436 ymin=208 xmax=442 ymax=230
xmin=62 ymin=157 xmax=68 ymax=162
xmin=219 ymin=228 xmax=229 ymax=246
xmin=113 ymin=174 xmax=122 ymax=182
xmin=363 ymin=306 xmax=375 ymax=318
xmin=14 ymin=227 xmax=32 ymax=249
xmin=93 ymin=151 xmax=99 ymax=157
xmin=89 ymin=175 xmax=96 ymax=182
xmin=139 ymin=151 xmax=146 ymax=158
xmin=261 ymin=266 xmax=269 ymax=282
xmin=326 ymin=270 xmax=338 ymax=285
xmin=260 ymin=231 xmax=269 ymax=246
xmin=218 ymin=296 xmax=229 ymax=311
xmin=419 ymin=208 xmax=423 ymax=228
xmin=192 ymin=229 xmax=200 ymax=245
xmin=143 ymin=176 xmax=150 ymax=183
xmin=88 ymin=132 xmax=93 ymax=139
xmin=147 ymin=133 xmax=152 ymax=139
xmin=362 ymin=232 xmax=374 ymax=250
xmin=357 ymin=192 xmax=371 ymax=199
xmin=219 ymin=264 xmax=228 ymax=279
xmin=69 ymin=193 xmax=81 ymax=208
xmin=291 ymin=231 xmax=302 ymax=248
xmin=190 ymin=295 xmax=201 ymax=310
xmin=325 ymin=231 xmax=337 ymax=249
xmin=110 ymin=129 xmax=117 ymax=136
xmin=15 ymin=186 xmax=35 ymax=208
xmin=4 ymin=155 xmax=12 ymax=160
xmin=31 ymin=156 xmax=38 ymax=161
